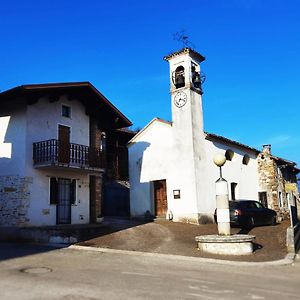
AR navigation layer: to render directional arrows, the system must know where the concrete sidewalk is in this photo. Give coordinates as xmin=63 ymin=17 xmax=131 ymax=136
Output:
xmin=76 ymin=217 xmax=291 ymax=263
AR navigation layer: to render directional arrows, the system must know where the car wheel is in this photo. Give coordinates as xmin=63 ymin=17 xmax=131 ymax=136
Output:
xmin=247 ymin=217 xmax=255 ymax=228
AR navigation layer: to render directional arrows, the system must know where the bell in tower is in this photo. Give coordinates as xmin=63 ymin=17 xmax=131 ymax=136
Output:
xmin=191 ymin=62 xmax=205 ymax=94
xmin=167 ymin=48 xmax=205 ymax=94
xmin=172 ymin=66 xmax=185 ymax=89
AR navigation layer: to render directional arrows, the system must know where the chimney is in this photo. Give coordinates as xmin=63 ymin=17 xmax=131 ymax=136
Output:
xmin=262 ymin=144 xmax=271 ymax=155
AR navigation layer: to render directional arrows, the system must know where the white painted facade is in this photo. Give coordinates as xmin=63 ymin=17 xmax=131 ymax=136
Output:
xmin=129 ymin=118 xmax=259 ymax=223
xmin=25 ymin=97 xmax=92 ymax=225
xmin=129 ymin=119 xmax=173 ymax=217
xmin=0 ymin=95 xmax=94 ymax=226
xmin=128 ymin=49 xmax=260 ymax=223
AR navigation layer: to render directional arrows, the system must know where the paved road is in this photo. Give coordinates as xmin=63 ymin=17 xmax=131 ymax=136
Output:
xmin=0 ymin=243 xmax=299 ymax=300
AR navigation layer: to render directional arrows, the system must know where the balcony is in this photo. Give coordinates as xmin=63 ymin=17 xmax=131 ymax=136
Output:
xmin=33 ymin=139 xmax=105 ymax=172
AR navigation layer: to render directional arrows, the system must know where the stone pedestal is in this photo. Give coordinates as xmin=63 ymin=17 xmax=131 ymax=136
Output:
xmin=195 ymin=234 xmax=256 ymax=255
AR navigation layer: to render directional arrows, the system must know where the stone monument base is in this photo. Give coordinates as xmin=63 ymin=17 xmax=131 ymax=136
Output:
xmin=195 ymin=234 xmax=256 ymax=255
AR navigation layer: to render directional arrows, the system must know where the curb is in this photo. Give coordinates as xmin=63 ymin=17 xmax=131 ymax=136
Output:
xmin=67 ymin=245 xmax=296 ymax=267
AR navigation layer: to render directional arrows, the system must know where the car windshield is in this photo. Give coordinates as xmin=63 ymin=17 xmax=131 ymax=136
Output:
xmin=229 ymin=201 xmax=265 ymax=209
xmin=254 ymin=202 xmax=264 ymax=209
xmin=245 ymin=201 xmax=264 ymax=209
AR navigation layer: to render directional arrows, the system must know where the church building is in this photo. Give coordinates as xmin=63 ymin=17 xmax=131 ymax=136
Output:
xmin=128 ymin=48 xmax=299 ymax=224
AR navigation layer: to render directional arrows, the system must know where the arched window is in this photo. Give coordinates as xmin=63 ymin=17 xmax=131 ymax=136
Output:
xmin=225 ymin=149 xmax=234 ymax=161
xmin=242 ymin=154 xmax=250 ymax=165
xmin=172 ymin=66 xmax=185 ymax=89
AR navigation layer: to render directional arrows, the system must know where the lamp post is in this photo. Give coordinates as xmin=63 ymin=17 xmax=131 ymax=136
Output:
xmin=213 ymin=154 xmax=230 ymax=235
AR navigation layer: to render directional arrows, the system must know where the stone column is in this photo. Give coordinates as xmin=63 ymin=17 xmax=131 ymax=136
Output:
xmin=213 ymin=154 xmax=230 ymax=235
xmin=216 ymin=178 xmax=230 ymax=235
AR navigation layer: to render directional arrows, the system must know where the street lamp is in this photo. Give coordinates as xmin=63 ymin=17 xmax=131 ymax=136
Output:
xmin=213 ymin=154 xmax=230 ymax=235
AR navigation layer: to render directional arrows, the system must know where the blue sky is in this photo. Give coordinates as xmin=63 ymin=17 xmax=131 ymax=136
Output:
xmin=0 ymin=0 xmax=299 ymax=165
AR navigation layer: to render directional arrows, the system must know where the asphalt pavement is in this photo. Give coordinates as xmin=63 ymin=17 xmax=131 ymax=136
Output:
xmin=0 ymin=243 xmax=299 ymax=300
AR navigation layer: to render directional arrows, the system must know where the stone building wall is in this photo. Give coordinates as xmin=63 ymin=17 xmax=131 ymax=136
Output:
xmin=257 ymin=145 xmax=289 ymax=219
xmin=94 ymin=175 xmax=103 ymax=219
xmin=0 ymin=176 xmax=31 ymax=226
xmin=257 ymin=146 xmax=279 ymax=211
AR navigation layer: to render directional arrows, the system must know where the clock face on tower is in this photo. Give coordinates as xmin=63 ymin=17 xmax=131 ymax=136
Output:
xmin=174 ymin=91 xmax=187 ymax=108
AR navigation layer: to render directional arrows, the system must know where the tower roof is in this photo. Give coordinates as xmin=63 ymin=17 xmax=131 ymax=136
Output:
xmin=163 ymin=48 xmax=205 ymax=63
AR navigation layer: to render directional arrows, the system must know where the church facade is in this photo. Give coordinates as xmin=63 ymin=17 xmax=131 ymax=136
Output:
xmin=128 ymin=48 xmax=299 ymax=224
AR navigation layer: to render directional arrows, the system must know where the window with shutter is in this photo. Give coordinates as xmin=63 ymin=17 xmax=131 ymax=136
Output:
xmin=50 ymin=177 xmax=58 ymax=204
xmin=70 ymin=179 xmax=76 ymax=205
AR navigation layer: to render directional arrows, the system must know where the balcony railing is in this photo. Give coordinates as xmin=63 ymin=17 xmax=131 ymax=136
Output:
xmin=33 ymin=139 xmax=105 ymax=170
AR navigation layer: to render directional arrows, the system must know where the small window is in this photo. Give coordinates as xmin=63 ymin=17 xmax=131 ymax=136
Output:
xmin=225 ymin=149 xmax=234 ymax=161
xmin=258 ymin=191 xmax=268 ymax=207
xmin=278 ymin=192 xmax=283 ymax=208
xmin=231 ymin=182 xmax=238 ymax=200
xmin=62 ymin=105 xmax=71 ymax=118
xmin=242 ymin=154 xmax=250 ymax=165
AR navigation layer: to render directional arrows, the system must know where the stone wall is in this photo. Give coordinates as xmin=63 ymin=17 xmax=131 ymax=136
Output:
xmin=257 ymin=146 xmax=279 ymax=211
xmin=0 ymin=176 xmax=31 ymax=226
xmin=91 ymin=176 xmax=103 ymax=222
xmin=257 ymin=145 xmax=289 ymax=219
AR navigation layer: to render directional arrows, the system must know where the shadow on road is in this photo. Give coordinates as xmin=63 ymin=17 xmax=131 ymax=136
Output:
xmin=0 ymin=217 xmax=152 ymax=262
xmin=0 ymin=242 xmax=67 ymax=262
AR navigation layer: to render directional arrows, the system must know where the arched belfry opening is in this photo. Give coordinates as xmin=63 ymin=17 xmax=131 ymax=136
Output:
xmin=172 ymin=66 xmax=185 ymax=89
xmin=191 ymin=64 xmax=201 ymax=89
xmin=191 ymin=62 xmax=205 ymax=94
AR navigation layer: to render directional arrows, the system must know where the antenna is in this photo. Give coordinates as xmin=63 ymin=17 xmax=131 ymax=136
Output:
xmin=173 ymin=30 xmax=196 ymax=49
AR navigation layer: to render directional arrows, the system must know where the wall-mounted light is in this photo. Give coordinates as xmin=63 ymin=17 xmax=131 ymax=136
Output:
xmin=173 ymin=189 xmax=181 ymax=199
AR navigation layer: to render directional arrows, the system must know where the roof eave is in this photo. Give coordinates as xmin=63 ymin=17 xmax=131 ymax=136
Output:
xmin=0 ymin=82 xmax=132 ymax=128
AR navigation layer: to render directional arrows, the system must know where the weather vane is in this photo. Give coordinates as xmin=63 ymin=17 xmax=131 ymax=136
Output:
xmin=173 ymin=30 xmax=196 ymax=49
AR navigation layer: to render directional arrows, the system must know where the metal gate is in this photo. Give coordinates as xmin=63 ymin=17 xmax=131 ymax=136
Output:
xmin=56 ymin=178 xmax=71 ymax=224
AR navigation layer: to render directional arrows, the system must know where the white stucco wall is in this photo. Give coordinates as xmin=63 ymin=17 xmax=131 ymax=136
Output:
xmin=0 ymin=105 xmax=27 ymax=176
xmin=203 ymin=138 xmax=259 ymax=214
xmin=129 ymin=120 xmax=260 ymax=222
xmin=171 ymin=89 xmax=210 ymax=220
xmin=129 ymin=118 xmax=210 ymax=222
xmin=24 ymin=96 xmax=91 ymax=225
xmin=27 ymin=169 xmax=90 ymax=226
xmin=25 ymin=96 xmax=89 ymax=172
xmin=129 ymin=120 xmax=172 ymax=217
xmin=1 ymin=96 xmax=93 ymax=226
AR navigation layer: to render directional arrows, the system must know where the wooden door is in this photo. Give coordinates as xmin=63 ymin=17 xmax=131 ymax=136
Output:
xmin=58 ymin=125 xmax=70 ymax=163
xmin=154 ymin=180 xmax=168 ymax=217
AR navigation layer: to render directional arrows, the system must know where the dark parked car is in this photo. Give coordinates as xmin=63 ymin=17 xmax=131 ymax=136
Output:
xmin=214 ymin=200 xmax=277 ymax=228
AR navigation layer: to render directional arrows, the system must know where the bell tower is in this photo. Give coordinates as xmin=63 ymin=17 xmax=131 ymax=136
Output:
xmin=164 ymin=48 xmax=210 ymax=223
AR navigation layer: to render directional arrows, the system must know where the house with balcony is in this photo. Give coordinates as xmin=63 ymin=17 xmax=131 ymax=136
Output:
xmin=0 ymin=82 xmax=132 ymax=226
